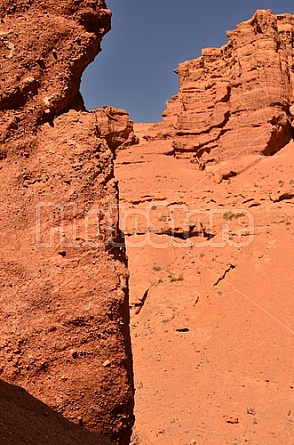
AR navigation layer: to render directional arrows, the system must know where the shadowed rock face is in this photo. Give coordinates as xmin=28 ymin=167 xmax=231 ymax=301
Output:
xmin=0 ymin=1 xmax=134 ymax=444
xmin=158 ymin=10 xmax=294 ymax=163
xmin=0 ymin=379 xmax=113 ymax=445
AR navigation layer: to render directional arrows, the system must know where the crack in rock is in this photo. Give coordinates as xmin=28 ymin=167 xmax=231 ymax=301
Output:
xmin=213 ymin=264 xmax=236 ymax=286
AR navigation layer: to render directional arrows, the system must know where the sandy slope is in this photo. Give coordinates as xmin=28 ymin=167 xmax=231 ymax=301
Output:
xmin=115 ymin=138 xmax=294 ymax=445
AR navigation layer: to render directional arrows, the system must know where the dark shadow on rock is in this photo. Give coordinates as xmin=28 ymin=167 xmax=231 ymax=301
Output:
xmin=0 ymin=379 xmax=113 ymax=445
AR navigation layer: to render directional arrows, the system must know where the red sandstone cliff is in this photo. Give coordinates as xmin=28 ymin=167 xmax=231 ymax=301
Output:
xmin=0 ymin=2 xmax=134 ymax=444
xmin=138 ymin=10 xmax=294 ymax=166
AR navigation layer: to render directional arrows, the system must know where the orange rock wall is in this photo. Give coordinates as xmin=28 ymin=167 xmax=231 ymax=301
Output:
xmin=162 ymin=10 xmax=294 ymax=161
xmin=0 ymin=2 xmax=134 ymax=444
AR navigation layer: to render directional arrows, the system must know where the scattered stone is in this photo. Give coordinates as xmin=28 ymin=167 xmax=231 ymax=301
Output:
xmin=70 ymin=349 xmax=77 ymax=359
xmin=226 ymin=417 xmax=239 ymax=424
xmin=246 ymin=407 xmax=256 ymax=415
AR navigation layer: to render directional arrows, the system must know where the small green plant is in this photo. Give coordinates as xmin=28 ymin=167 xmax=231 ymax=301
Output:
xmin=170 ymin=274 xmax=184 ymax=282
xmin=158 ymin=215 xmax=169 ymax=222
xmin=223 ymin=211 xmax=245 ymax=221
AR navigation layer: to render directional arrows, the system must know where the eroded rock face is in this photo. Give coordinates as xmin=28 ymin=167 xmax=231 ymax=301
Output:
xmin=0 ymin=1 xmax=134 ymax=444
xmin=0 ymin=0 xmax=111 ymax=145
xmin=160 ymin=10 xmax=294 ymax=163
xmin=96 ymin=106 xmax=137 ymax=151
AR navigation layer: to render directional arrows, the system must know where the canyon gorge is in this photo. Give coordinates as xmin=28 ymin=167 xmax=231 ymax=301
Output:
xmin=0 ymin=4 xmax=293 ymax=445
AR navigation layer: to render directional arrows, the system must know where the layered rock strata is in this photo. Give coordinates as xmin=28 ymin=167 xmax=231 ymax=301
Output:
xmin=160 ymin=10 xmax=294 ymax=163
xmin=0 ymin=1 xmax=134 ymax=444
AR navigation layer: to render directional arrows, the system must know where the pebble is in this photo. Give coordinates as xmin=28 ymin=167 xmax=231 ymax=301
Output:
xmin=70 ymin=349 xmax=77 ymax=358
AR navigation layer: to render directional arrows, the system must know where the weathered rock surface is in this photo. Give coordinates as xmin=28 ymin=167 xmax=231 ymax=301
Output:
xmin=96 ymin=106 xmax=137 ymax=151
xmin=0 ymin=0 xmax=111 ymax=132
xmin=114 ymin=11 xmax=294 ymax=445
xmin=116 ymin=127 xmax=294 ymax=445
xmin=143 ymin=10 xmax=294 ymax=166
xmin=0 ymin=1 xmax=134 ymax=444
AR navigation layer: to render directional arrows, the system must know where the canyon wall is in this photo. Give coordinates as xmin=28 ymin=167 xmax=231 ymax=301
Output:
xmin=0 ymin=1 xmax=134 ymax=444
xmin=157 ymin=10 xmax=294 ymax=164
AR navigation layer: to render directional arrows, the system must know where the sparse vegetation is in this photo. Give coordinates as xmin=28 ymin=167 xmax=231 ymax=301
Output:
xmin=158 ymin=215 xmax=170 ymax=222
xmin=223 ymin=211 xmax=246 ymax=221
xmin=170 ymin=274 xmax=184 ymax=282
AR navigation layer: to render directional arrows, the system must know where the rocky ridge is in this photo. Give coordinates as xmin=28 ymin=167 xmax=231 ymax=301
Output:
xmin=137 ymin=10 xmax=294 ymax=171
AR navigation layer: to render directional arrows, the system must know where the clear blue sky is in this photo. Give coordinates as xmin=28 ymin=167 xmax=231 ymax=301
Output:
xmin=81 ymin=0 xmax=294 ymax=123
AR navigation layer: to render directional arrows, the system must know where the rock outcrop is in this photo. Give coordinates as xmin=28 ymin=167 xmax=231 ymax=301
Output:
xmin=155 ymin=10 xmax=294 ymax=164
xmin=0 ymin=1 xmax=134 ymax=444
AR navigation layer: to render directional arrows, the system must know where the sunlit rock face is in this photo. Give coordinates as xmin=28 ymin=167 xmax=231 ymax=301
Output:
xmin=0 ymin=1 xmax=135 ymax=444
xmin=0 ymin=0 xmax=111 ymax=143
xmin=160 ymin=10 xmax=294 ymax=163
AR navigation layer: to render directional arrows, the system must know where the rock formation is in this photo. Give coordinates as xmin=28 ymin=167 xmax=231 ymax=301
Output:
xmin=146 ymin=10 xmax=294 ymax=165
xmin=115 ymin=14 xmax=294 ymax=442
xmin=0 ymin=1 xmax=134 ymax=444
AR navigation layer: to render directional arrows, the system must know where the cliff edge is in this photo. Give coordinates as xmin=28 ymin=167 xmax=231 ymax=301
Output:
xmin=137 ymin=10 xmax=294 ymax=168
xmin=0 ymin=1 xmax=134 ymax=444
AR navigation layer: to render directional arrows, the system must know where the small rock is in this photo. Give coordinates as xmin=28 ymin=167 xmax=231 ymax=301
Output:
xmin=226 ymin=416 xmax=239 ymax=424
xmin=213 ymin=173 xmax=223 ymax=184
xmin=70 ymin=349 xmax=77 ymax=358
xmin=102 ymin=359 xmax=111 ymax=367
